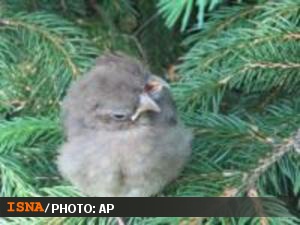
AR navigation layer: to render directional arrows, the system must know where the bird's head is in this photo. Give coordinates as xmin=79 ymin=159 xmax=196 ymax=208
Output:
xmin=63 ymin=53 xmax=176 ymax=133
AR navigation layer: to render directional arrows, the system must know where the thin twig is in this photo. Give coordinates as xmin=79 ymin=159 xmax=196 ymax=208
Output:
xmin=134 ymin=12 xmax=160 ymax=36
xmin=116 ymin=217 xmax=125 ymax=225
xmin=179 ymin=217 xmax=204 ymax=225
xmin=121 ymin=34 xmax=148 ymax=64
xmin=248 ymin=188 xmax=269 ymax=225
xmin=88 ymin=0 xmax=118 ymax=32
xmin=60 ymin=0 xmax=67 ymax=12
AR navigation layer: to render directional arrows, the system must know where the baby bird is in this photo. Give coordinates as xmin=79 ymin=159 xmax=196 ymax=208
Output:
xmin=57 ymin=53 xmax=192 ymax=197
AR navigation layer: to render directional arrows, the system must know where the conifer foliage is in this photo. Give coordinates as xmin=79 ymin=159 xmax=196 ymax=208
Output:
xmin=0 ymin=0 xmax=299 ymax=224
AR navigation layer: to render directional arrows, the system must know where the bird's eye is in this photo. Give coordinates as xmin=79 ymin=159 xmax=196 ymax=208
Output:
xmin=110 ymin=113 xmax=127 ymax=121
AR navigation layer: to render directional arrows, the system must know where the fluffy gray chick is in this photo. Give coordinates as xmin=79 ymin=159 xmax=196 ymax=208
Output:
xmin=57 ymin=53 xmax=192 ymax=197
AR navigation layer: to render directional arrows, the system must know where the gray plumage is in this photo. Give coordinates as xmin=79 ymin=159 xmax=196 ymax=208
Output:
xmin=57 ymin=53 xmax=192 ymax=197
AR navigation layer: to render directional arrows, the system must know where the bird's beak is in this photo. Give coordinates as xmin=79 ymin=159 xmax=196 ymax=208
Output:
xmin=131 ymin=93 xmax=161 ymax=121
xmin=131 ymin=75 xmax=169 ymax=121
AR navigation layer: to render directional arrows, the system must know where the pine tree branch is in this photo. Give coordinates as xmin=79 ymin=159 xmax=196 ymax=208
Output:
xmin=257 ymin=86 xmax=282 ymax=111
xmin=4 ymin=18 xmax=80 ymax=77
xmin=247 ymin=188 xmax=268 ymax=225
xmin=206 ymin=5 xmax=262 ymax=38
xmin=241 ymin=129 xmax=300 ymax=191
xmin=0 ymin=117 xmax=61 ymax=153
xmin=242 ymin=62 xmax=300 ymax=71
xmin=201 ymin=32 xmax=300 ymax=70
